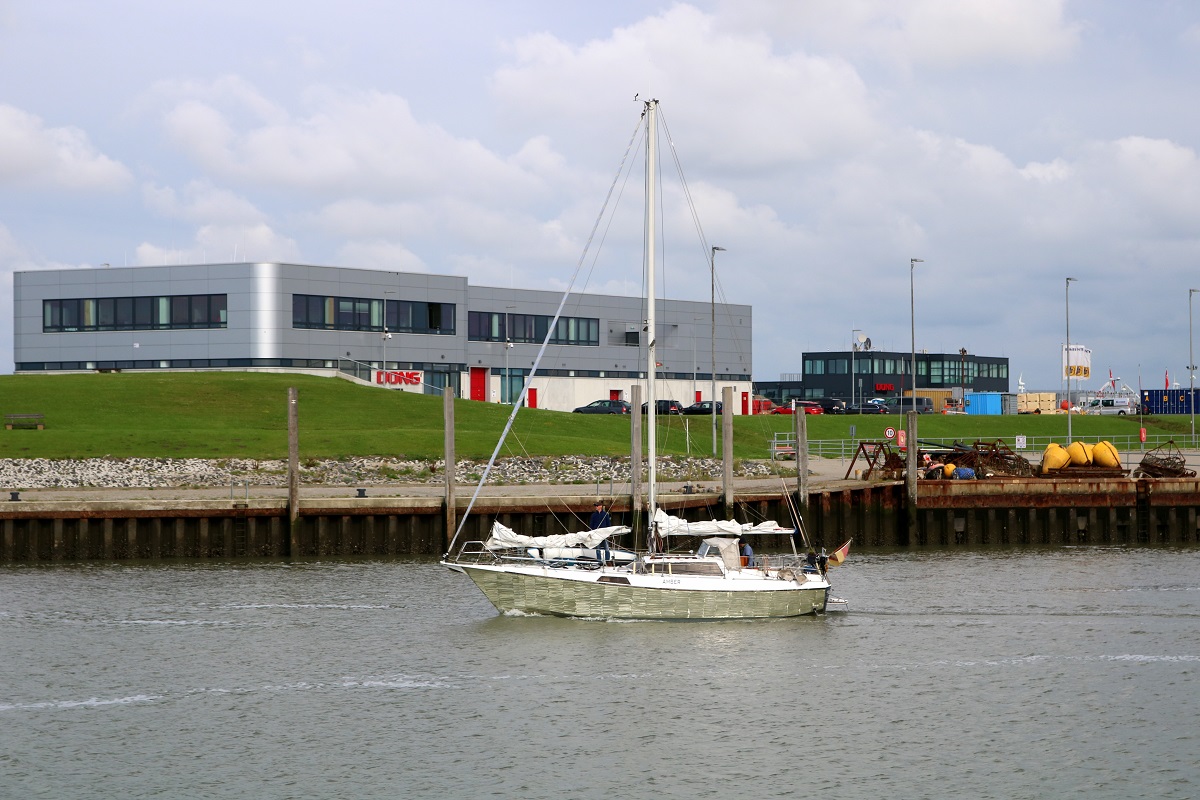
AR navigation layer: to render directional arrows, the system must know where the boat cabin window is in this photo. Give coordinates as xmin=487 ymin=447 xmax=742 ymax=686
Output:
xmin=643 ymin=560 xmax=724 ymax=577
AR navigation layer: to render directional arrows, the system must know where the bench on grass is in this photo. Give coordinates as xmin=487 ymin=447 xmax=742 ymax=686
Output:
xmin=5 ymin=413 xmax=45 ymax=430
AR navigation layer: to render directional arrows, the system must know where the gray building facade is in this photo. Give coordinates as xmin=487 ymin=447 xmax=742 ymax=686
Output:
xmin=14 ymin=262 xmax=754 ymax=412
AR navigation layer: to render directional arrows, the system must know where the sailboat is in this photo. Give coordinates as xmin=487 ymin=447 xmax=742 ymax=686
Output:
xmin=441 ymin=100 xmax=831 ymax=619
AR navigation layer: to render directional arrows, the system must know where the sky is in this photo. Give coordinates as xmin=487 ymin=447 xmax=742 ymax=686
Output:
xmin=3 ymin=0 xmax=1200 ymax=392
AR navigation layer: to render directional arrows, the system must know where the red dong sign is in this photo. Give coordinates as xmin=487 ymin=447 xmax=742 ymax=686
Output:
xmin=376 ymin=370 xmax=423 ymax=386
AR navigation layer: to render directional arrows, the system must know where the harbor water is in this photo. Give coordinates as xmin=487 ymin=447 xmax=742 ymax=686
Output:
xmin=2 ymin=548 xmax=1197 ymax=799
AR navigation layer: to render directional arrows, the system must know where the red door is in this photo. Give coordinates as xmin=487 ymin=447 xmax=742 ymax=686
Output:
xmin=695 ymin=390 xmax=702 ymax=404
xmin=469 ymin=367 xmax=488 ymax=401
xmin=527 ymin=388 xmax=537 ymax=409
xmin=609 ymin=389 xmax=622 ymax=401
xmin=741 ymin=391 xmax=750 ymax=416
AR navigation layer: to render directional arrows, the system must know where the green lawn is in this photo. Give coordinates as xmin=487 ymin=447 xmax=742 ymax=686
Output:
xmin=0 ymin=372 xmax=1188 ymax=460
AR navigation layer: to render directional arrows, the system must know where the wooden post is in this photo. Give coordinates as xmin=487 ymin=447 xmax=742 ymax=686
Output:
xmin=796 ymin=408 xmax=809 ymax=518
xmin=287 ymin=387 xmax=300 ymax=556
xmin=906 ymin=410 xmax=918 ymax=545
xmin=722 ymin=386 xmax=734 ymax=511
xmin=630 ymin=384 xmax=643 ymax=542
xmin=443 ymin=385 xmax=455 ymax=551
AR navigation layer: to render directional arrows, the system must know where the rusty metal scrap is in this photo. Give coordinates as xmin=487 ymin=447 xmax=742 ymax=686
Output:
xmin=960 ymin=440 xmax=1037 ymax=477
xmin=844 ymin=441 xmax=906 ymax=481
xmin=1134 ymin=441 xmax=1197 ymax=478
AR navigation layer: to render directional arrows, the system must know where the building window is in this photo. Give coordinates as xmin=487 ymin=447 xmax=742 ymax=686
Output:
xmin=294 ymin=294 xmax=455 ymax=335
xmin=43 ymin=294 xmax=227 ymax=332
xmin=467 ymin=311 xmax=599 ymax=346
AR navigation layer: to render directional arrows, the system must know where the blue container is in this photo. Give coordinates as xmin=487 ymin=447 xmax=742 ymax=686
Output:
xmin=1140 ymin=389 xmax=1197 ymax=415
xmin=964 ymin=392 xmax=1003 ymax=415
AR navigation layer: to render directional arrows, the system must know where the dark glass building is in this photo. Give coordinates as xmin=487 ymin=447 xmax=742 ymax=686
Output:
xmin=756 ymin=348 xmax=1009 ymax=404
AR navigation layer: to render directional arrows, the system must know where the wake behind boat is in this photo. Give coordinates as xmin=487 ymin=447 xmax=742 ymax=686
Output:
xmin=442 ymin=99 xmax=835 ymax=619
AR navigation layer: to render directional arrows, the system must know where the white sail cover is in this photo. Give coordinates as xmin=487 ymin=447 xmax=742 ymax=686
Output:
xmin=484 ymin=521 xmax=630 ymax=551
xmin=652 ymin=508 xmax=791 ymax=538
xmin=702 ymin=537 xmax=743 ymax=570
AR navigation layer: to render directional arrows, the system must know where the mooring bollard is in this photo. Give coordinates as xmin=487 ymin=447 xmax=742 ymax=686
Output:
xmin=9 ymin=491 xmax=21 ymax=501
xmin=356 ymin=488 xmax=367 ymax=498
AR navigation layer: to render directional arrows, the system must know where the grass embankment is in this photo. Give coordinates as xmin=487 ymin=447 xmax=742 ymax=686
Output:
xmin=0 ymin=373 xmax=1187 ymax=461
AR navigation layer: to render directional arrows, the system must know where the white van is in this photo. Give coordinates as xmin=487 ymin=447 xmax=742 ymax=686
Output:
xmin=1086 ymin=397 xmax=1138 ymax=416
xmin=886 ymin=397 xmax=936 ymax=414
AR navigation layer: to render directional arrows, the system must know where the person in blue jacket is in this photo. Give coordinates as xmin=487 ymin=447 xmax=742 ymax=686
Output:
xmin=590 ymin=501 xmax=612 ymax=564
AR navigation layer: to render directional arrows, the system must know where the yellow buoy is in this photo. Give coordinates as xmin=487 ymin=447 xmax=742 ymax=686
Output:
xmin=1041 ymin=443 xmax=1070 ymax=473
xmin=943 ymin=463 xmax=956 ymax=478
xmin=1066 ymin=441 xmax=1092 ymax=466
xmin=1093 ymin=440 xmax=1120 ymax=468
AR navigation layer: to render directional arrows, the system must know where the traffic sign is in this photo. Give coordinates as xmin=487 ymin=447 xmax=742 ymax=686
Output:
xmin=884 ymin=426 xmax=896 ymax=439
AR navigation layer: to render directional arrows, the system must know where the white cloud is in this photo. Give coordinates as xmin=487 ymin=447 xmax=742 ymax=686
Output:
xmin=156 ymin=84 xmax=547 ymax=205
xmin=0 ymin=104 xmax=132 ymax=190
xmin=333 ymin=240 xmax=428 ymax=272
xmin=142 ymin=180 xmax=266 ymax=225
xmin=134 ymin=222 xmax=300 ymax=266
xmin=902 ymin=0 xmax=1080 ymax=66
xmin=720 ymin=0 xmax=1080 ymax=67
xmin=493 ymin=4 xmax=878 ymax=169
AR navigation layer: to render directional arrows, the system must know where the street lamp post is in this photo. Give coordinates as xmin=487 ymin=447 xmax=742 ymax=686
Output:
xmin=851 ymin=329 xmax=862 ymax=407
xmin=959 ymin=347 xmax=968 ymax=399
xmin=910 ymin=258 xmax=923 ymax=415
xmin=1191 ymin=289 xmax=1198 ymax=443
xmin=382 ymin=290 xmax=395 ymax=379
xmin=504 ymin=305 xmax=516 ymax=404
xmin=711 ymin=246 xmax=725 ymax=457
xmin=1066 ymin=277 xmax=1078 ymax=442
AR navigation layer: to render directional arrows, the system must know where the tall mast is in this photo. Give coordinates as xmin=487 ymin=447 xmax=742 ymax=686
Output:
xmin=645 ymin=99 xmax=658 ymax=538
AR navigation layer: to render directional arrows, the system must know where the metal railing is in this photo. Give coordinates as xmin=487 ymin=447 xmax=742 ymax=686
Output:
xmin=337 ymin=357 xmax=376 ymax=383
xmin=784 ymin=434 xmax=1191 ymax=471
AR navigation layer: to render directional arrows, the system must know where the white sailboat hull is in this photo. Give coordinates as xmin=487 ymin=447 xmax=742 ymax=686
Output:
xmin=453 ymin=562 xmax=830 ymax=619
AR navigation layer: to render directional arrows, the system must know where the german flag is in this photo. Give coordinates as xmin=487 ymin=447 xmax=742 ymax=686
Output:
xmin=827 ymin=539 xmax=852 ymax=566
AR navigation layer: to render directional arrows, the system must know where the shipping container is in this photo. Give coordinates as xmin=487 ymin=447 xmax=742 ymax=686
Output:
xmin=964 ymin=392 xmax=1004 ymax=415
xmin=1139 ymin=389 xmax=1198 ymax=415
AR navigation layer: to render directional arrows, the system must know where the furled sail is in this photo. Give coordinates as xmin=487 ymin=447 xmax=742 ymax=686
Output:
xmin=484 ymin=520 xmax=630 ymax=551
xmin=653 ymin=508 xmax=790 ymax=538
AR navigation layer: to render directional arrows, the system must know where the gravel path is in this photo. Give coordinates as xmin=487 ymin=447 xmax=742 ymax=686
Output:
xmin=0 ymin=455 xmax=858 ymax=501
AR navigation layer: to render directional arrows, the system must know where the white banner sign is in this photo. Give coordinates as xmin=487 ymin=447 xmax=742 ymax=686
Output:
xmin=1062 ymin=344 xmax=1092 ymax=381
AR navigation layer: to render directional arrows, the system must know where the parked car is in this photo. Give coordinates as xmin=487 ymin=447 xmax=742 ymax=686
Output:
xmin=751 ymin=395 xmax=778 ymax=415
xmin=573 ymin=399 xmax=632 ymax=414
xmin=770 ymin=400 xmax=820 ymax=415
xmin=816 ymin=398 xmax=847 ymax=414
xmin=845 ymin=403 xmax=889 ymax=414
xmin=885 ymin=397 xmax=937 ymax=414
xmin=682 ymin=401 xmax=723 ymax=415
xmin=641 ymin=399 xmax=684 ymax=415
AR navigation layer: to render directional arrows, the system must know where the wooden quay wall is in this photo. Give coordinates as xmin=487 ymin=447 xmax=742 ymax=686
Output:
xmin=2 ymin=478 xmax=1199 ymax=563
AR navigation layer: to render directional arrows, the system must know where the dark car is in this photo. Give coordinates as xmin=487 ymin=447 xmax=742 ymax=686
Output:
xmin=572 ymin=399 xmax=632 ymax=414
xmin=682 ymin=401 xmax=723 ymax=415
xmin=641 ymin=400 xmax=684 ymax=415
xmin=845 ymin=403 xmax=889 ymax=414
xmin=816 ymin=398 xmax=847 ymax=414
